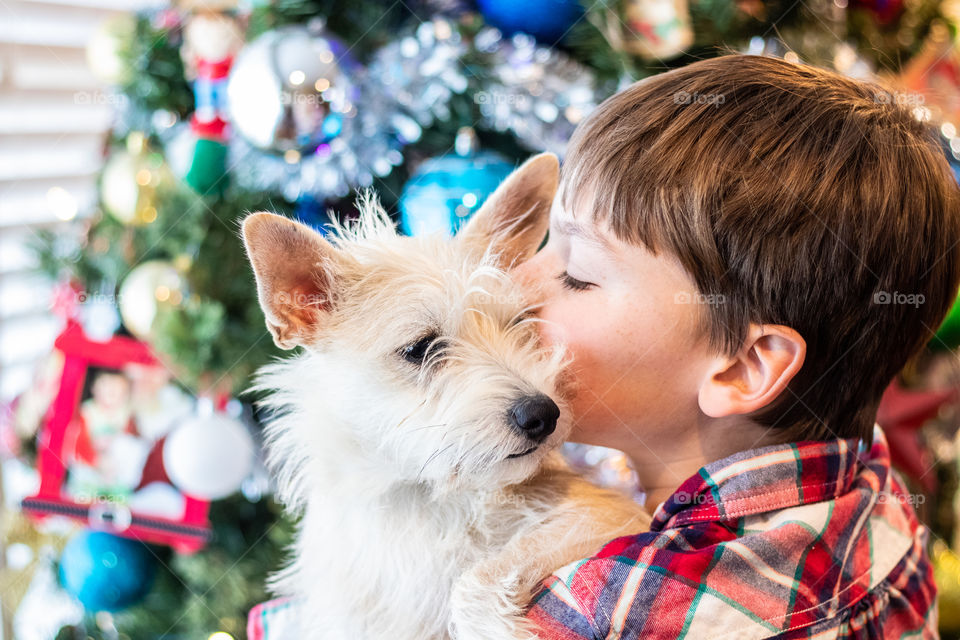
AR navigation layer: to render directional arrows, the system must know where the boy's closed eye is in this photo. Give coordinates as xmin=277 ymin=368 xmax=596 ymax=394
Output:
xmin=546 ymin=213 xmax=614 ymax=293
xmin=557 ymin=271 xmax=595 ymax=291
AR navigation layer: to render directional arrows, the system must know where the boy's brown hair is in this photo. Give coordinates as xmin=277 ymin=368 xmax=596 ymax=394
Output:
xmin=560 ymin=54 xmax=960 ymax=444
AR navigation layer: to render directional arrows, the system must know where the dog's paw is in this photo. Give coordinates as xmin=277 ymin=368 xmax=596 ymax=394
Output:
xmin=449 ymin=567 xmax=537 ymax=640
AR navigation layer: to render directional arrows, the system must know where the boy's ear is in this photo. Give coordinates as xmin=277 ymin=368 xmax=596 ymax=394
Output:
xmin=241 ymin=212 xmax=340 ymax=350
xmin=698 ymin=324 xmax=806 ymax=420
xmin=457 ymin=152 xmax=559 ymax=268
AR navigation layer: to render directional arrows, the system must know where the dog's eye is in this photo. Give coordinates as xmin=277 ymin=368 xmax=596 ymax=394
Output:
xmin=400 ymin=332 xmax=443 ymax=365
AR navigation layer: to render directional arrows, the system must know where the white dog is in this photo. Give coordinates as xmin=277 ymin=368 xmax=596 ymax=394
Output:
xmin=242 ymin=153 xmax=651 ymax=640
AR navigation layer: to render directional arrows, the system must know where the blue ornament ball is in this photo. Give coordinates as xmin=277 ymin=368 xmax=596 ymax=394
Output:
xmin=295 ymin=195 xmax=336 ymax=236
xmin=59 ymin=530 xmax=157 ymax=611
xmin=400 ymin=151 xmax=515 ymax=237
xmin=477 ymin=0 xmax=584 ymax=43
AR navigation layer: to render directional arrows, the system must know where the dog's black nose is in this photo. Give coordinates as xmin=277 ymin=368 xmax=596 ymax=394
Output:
xmin=509 ymin=394 xmax=560 ymax=443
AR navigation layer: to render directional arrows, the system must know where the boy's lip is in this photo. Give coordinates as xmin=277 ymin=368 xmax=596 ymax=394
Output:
xmin=507 ymin=446 xmax=538 ymax=459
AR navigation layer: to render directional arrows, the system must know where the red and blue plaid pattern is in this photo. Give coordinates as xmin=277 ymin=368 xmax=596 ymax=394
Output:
xmin=525 ymin=424 xmax=939 ymax=639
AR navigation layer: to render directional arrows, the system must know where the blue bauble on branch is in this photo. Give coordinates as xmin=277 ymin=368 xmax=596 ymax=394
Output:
xmin=400 ymin=128 xmax=514 ymax=237
xmin=59 ymin=530 xmax=157 ymax=611
xmin=295 ymin=195 xmax=337 ymax=237
xmin=477 ymin=0 xmax=584 ymax=44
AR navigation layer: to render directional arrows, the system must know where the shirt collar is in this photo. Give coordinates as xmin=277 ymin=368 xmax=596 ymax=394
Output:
xmin=648 ymin=424 xmax=886 ymax=531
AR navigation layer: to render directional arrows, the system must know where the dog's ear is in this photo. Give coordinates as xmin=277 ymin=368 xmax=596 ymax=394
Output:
xmin=458 ymin=152 xmax=558 ymax=268
xmin=241 ymin=212 xmax=340 ymax=350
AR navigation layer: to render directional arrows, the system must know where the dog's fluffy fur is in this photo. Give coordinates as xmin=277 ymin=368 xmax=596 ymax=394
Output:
xmin=242 ymin=153 xmax=651 ymax=640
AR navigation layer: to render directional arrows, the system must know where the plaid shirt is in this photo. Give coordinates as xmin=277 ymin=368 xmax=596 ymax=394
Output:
xmin=526 ymin=424 xmax=939 ymax=639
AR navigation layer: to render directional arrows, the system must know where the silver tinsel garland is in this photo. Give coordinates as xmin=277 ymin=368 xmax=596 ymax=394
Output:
xmin=473 ymin=27 xmax=606 ymax=157
xmin=149 ymin=17 xmax=608 ymax=201
xmin=367 ymin=19 xmax=470 ymax=129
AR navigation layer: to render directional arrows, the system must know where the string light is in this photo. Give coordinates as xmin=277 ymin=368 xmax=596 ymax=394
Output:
xmin=288 ymin=70 xmax=306 ymax=86
xmin=46 ymin=186 xmax=78 ymax=221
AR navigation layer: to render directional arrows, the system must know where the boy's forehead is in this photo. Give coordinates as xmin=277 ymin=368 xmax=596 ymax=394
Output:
xmin=550 ymin=196 xmax=676 ymax=273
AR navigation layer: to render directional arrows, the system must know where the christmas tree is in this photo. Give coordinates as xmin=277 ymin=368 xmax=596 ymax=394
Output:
xmin=5 ymin=0 xmax=960 ymax=637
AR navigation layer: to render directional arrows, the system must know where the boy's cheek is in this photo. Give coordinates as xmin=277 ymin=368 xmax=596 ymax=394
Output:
xmin=526 ymin=299 xmax=566 ymax=350
xmin=537 ymin=298 xmax=599 ymax=357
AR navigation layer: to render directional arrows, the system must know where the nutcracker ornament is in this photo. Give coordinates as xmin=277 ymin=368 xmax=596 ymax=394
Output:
xmin=179 ymin=6 xmax=244 ymax=194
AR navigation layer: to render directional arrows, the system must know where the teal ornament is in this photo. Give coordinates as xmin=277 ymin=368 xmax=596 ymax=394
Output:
xmin=59 ymin=530 xmax=157 ymax=611
xmin=400 ymin=132 xmax=514 ymax=237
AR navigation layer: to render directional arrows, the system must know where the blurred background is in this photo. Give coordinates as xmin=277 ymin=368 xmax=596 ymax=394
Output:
xmin=4 ymin=0 xmax=960 ymax=638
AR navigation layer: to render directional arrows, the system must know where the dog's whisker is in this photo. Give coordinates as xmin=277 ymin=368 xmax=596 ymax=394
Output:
xmin=457 ymin=436 xmax=499 ymax=470
xmin=396 ymin=399 xmax=429 ymax=430
xmin=406 ymin=422 xmax=448 ymax=434
xmin=416 ymin=442 xmax=456 ymax=483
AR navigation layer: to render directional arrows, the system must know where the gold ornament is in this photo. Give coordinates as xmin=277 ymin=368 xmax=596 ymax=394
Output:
xmin=100 ymin=137 xmax=172 ymax=226
xmin=118 ymin=260 xmax=186 ymax=339
xmin=933 ymin=539 xmax=960 ymax=631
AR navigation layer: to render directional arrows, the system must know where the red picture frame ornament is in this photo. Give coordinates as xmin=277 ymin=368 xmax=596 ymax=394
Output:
xmin=21 ymin=320 xmax=212 ymax=553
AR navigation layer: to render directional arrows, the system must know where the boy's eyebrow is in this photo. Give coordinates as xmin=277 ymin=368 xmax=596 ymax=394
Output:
xmin=553 ymin=218 xmax=611 ymax=249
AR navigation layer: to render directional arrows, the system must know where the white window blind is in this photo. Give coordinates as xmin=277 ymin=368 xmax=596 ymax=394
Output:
xmin=0 ymin=0 xmax=158 ymax=401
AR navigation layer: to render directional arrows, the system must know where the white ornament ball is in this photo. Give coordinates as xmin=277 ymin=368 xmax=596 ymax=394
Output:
xmin=118 ymin=260 xmax=183 ymax=339
xmin=163 ymin=412 xmax=255 ymax=500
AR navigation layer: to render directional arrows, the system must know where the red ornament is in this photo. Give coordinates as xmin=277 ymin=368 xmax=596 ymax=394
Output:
xmin=21 ymin=321 xmax=211 ymax=553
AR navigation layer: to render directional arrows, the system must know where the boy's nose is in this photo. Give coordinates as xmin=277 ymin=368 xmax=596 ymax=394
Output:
xmin=508 ymin=393 xmax=560 ymax=443
xmin=511 ymin=252 xmax=550 ymax=302
xmin=511 ymin=257 xmax=536 ymax=289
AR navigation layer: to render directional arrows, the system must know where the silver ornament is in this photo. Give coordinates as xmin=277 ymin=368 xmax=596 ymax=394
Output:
xmin=227 ymin=25 xmax=430 ymax=201
xmin=227 ymin=25 xmax=358 ymax=153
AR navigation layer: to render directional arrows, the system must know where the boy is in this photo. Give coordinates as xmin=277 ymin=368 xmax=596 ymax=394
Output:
xmin=515 ymin=54 xmax=960 ymax=638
